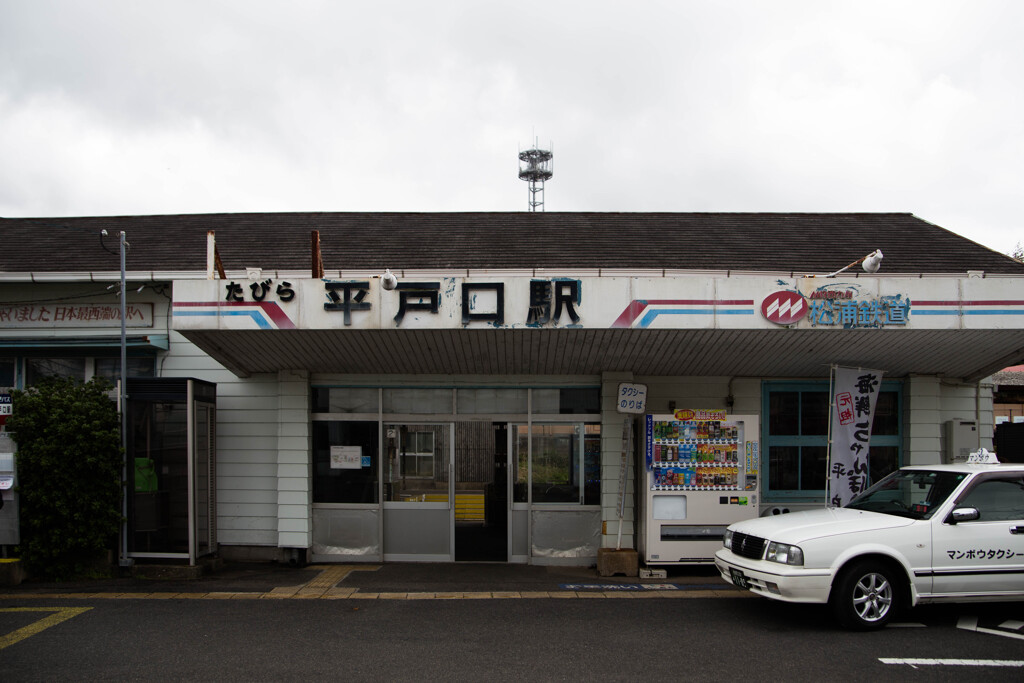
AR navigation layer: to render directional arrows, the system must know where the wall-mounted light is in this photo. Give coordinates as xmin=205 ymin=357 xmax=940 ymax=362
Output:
xmin=825 ymin=249 xmax=883 ymax=278
xmin=381 ymin=268 xmax=398 ymax=291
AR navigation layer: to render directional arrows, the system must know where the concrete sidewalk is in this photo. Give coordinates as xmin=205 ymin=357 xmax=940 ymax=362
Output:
xmin=0 ymin=561 xmax=741 ymax=601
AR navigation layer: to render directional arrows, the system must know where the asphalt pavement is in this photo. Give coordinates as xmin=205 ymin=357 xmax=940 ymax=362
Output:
xmin=0 ymin=560 xmax=740 ymax=600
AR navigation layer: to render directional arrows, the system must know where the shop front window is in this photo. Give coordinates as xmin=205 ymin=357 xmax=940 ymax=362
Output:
xmin=25 ymin=357 xmax=86 ymax=385
xmin=312 ymin=421 xmax=379 ymax=504
xmin=0 ymin=358 xmax=14 ymax=388
xmin=514 ymin=423 xmax=601 ymax=505
xmin=94 ymin=357 xmax=157 ymax=382
xmin=764 ymin=382 xmax=901 ymax=501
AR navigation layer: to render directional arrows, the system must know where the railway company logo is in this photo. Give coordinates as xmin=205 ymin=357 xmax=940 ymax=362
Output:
xmin=761 ymin=291 xmax=808 ymax=325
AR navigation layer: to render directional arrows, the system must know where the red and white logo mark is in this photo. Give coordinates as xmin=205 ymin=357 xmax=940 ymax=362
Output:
xmin=761 ymin=291 xmax=808 ymax=325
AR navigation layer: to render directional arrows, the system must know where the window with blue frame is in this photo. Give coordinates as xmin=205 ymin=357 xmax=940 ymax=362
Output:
xmin=763 ymin=381 xmax=901 ymax=501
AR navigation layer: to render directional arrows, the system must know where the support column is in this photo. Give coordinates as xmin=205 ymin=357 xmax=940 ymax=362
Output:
xmin=905 ymin=375 xmax=941 ymax=465
xmin=277 ymin=369 xmax=311 ymax=549
xmin=600 ymin=372 xmax=637 ymax=550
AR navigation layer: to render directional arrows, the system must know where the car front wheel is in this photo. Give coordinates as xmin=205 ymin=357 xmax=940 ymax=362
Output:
xmin=830 ymin=560 xmax=899 ymax=630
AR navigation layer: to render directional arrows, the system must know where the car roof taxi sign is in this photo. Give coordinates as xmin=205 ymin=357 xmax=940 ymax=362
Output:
xmin=761 ymin=291 xmax=808 ymax=325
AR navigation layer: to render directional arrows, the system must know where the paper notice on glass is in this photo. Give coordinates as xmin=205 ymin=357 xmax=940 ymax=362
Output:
xmin=330 ymin=446 xmax=362 ymax=469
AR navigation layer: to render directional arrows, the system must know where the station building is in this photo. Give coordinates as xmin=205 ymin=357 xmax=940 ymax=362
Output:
xmin=2 ymin=212 xmax=1023 ymax=566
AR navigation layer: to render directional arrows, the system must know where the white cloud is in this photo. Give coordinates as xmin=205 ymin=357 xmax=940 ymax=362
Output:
xmin=0 ymin=0 xmax=1021 ymax=254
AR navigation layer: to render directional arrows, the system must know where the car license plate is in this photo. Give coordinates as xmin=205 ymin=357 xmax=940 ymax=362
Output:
xmin=730 ymin=567 xmax=751 ymax=589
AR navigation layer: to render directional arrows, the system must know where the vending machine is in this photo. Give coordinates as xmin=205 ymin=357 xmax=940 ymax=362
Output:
xmin=639 ymin=410 xmax=760 ymax=565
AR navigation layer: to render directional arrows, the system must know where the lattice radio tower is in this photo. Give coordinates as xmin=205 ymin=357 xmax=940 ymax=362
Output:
xmin=518 ymin=141 xmax=553 ymax=212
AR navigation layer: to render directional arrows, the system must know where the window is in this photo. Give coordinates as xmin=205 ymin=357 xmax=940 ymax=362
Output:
xmin=0 ymin=358 xmax=14 ymax=388
xmin=514 ymin=423 xmax=601 ymax=504
xmin=957 ymin=477 xmax=1024 ymax=522
xmin=764 ymin=381 xmax=901 ymax=500
xmin=312 ymin=421 xmax=379 ymax=504
xmin=94 ymin=357 xmax=156 ymax=382
xmin=400 ymin=429 xmax=436 ymax=478
xmin=25 ymin=357 xmax=86 ymax=385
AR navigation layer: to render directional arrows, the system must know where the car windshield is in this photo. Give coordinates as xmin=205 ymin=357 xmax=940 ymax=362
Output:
xmin=845 ymin=469 xmax=967 ymax=520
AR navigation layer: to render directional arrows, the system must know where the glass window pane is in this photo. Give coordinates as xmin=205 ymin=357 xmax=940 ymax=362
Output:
xmin=383 ymin=388 xmax=451 ymax=414
xmin=800 ymin=446 xmax=827 ymax=491
xmin=561 ymin=388 xmax=600 ymax=414
xmin=959 ymin=478 xmax=1024 ymax=522
xmin=769 ymin=445 xmax=799 ymax=490
xmin=312 ymin=387 xmax=378 ymax=414
xmin=872 ymin=391 xmax=899 ymax=435
xmin=94 ymin=357 xmax=156 ymax=382
xmin=769 ymin=392 xmax=799 ymax=435
xmin=532 ymin=388 xmax=600 ymax=414
xmin=532 ymin=389 xmax=561 ymax=414
xmin=868 ymin=446 xmax=899 ymax=485
xmin=531 ymin=424 xmax=579 ymax=503
xmin=457 ymin=388 xmax=527 ymax=414
xmin=312 ymin=421 xmax=379 ymax=504
xmin=129 ymin=401 xmax=188 ymax=553
xmin=25 ymin=357 xmax=86 ymax=385
xmin=513 ymin=424 xmax=529 ymax=503
xmin=583 ymin=425 xmax=601 ymax=505
xmin=0 ymin=358 xmax=14 ymax=387
xmin=384 ymin=424 xmax=449 ymax=502
xmin=800 ymin=392 xmax=829 ymax=435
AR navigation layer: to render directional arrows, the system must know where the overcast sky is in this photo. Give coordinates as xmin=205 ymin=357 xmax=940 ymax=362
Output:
xmin=1 ymin=1 xmax=1021 ymax=255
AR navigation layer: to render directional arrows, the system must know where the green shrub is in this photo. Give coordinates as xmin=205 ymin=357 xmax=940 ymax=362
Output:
xmin=7 ymin=376 xmax=123 ymax=579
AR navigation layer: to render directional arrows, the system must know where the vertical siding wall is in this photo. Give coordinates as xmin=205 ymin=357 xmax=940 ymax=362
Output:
xmin=599 ymin=374 xmax=762 ymax=552
xmin=904 ymin=375 xmax=993 ymax=465
xmin=162 ymin=329 xmax=283 ymax=549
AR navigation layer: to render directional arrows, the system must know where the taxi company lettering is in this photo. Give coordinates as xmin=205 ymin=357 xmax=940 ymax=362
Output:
xmin=761 ymin=290 xmax=911 ymax=328
xmin=225 ymin=278 xmax=582 ymax=327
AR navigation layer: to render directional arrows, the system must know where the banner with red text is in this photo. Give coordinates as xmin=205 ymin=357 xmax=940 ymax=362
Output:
xmin=828 ymin=366 xmax=884 ymax=507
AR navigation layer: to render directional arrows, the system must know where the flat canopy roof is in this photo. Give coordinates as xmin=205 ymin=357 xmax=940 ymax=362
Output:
xmin=173 ymin=275 xmax=1024 ymax=381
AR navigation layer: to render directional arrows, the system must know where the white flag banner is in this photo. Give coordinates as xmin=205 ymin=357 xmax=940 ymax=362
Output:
xmin=828 ymin=366 xmax=884 ymax=507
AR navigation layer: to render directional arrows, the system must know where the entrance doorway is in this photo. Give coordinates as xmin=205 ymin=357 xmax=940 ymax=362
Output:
xmin=380 ymin=421 xmax=509 ymax=561
xmin=454 ymin=422 xmax=508 ymax=561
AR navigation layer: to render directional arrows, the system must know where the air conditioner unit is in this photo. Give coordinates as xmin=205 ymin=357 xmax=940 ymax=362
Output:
xmin=943 ymin=420 xmax=978 ymax=463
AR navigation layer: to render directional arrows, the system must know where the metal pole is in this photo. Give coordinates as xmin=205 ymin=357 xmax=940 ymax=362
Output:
xmin=118 ymin=232 xmax=132 ymax=568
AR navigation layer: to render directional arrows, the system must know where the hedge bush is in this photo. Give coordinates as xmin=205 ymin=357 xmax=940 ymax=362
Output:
xmin=7 ymin=376 xmax=123 ymax=579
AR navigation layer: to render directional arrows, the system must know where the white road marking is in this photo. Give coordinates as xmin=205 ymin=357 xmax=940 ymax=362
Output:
xmin=880 ymin=658 xmax=1024 ymax=668
xmin=958 ymin=615 xmax=1024 ymax=641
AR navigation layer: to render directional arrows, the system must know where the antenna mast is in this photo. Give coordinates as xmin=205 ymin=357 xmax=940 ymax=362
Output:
xmin=518 ymin=140 xmax=553 ymax=212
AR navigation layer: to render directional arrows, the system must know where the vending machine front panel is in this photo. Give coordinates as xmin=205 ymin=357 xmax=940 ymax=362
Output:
xmin=641 ymin=411 xmax=760 ymax=564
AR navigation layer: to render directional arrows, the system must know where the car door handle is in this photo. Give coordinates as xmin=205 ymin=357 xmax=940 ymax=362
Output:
xmin=1011 ymin=526 xmax=1024 ymax=535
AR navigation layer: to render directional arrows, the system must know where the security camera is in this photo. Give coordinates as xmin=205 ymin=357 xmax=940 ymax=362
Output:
xmin=381 ymin=268 xmax=398 ymax=291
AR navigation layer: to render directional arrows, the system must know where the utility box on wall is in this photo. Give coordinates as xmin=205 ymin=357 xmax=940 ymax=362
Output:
xmin=0 ymin=433 xmax=18 ymax=546
xmin=943 ymin=420 xmax=978 ymax=463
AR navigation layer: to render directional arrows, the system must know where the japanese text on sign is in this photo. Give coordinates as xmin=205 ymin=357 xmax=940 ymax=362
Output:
xmin=319 ymin=278 xmax=584 ymax=328
xmin=616 ymin=383 xmax=648 ymax=414
xmin=829 ymin=366 xmax=883 ymax=507
xmin=809 ymin=295 xmax=911 ymax=328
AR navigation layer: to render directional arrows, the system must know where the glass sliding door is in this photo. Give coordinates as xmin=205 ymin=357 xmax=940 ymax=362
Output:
xmin=383 ymin=423 xmax=453 ymax=561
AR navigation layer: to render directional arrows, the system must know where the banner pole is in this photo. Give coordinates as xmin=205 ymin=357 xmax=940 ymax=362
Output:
xmin=826 ymin=364 xmax=836 ymax=508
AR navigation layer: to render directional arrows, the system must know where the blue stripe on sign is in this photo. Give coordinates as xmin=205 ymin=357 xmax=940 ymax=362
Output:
xmin=173 ymin=310 xmax=273 ymax=330
xmin=638 ymin=309 xmax=754 ymax=328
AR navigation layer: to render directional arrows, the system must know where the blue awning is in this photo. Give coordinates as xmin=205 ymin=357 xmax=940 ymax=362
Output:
xmin=0 ymin=335 xmax=169 ymax=351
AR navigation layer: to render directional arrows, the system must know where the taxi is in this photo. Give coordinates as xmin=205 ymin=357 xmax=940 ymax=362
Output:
xmin=714 ymin=451 xmax=1024 ymax=629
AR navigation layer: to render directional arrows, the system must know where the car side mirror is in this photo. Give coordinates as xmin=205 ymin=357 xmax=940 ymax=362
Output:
xmin=947 ymin=507 xmax=980 ymax=524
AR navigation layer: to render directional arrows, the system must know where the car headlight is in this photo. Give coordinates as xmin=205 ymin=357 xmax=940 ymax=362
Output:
xmin=723 ymin=529 xmax=733 ymax=550
xmin=766 ymin=541 xmax=804 ymax=566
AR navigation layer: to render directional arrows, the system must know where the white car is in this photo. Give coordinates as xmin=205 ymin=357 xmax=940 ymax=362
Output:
xmin=715 ymin=457 xmax=1024 ymax=629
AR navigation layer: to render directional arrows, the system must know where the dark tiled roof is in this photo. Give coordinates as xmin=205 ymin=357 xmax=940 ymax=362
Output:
xmin=2 ymin=212 xmax=1022 ymax=275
